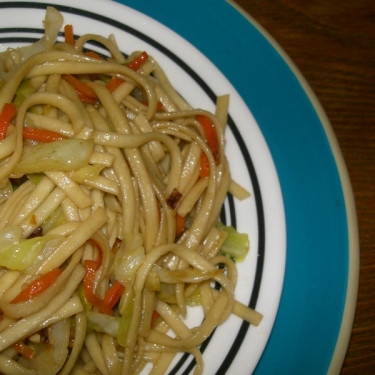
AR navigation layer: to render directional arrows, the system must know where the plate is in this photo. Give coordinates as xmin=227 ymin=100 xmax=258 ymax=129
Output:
xmin=0 ymin=0 xmax=358 ymax=374
xmin=0 ymin=0 xmax=285 ymax=373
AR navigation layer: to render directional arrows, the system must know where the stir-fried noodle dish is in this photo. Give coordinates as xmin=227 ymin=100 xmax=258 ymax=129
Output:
xmin=0 ymin=7 xmax=262 ymax=375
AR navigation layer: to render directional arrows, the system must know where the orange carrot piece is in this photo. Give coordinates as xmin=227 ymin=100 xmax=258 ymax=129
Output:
xmin=76 ymin=90 xmax=99 ymax=104
xmin=141 ymin=100 xmax=164 ymax=111
xmin=62 ymin=74 xmax=98 ymax=103
xmin=83 ymin=239 xmax=114 ymax=315
xmin=87 ymin=238 xmax=103 ymax=266
xmin=196 ymin=115 xmax=220 ymax=164
xmin=127 ymin=51 xmax=149 ymax=71
xmin=64 ymin=24 xmax=75 ymax=46
xmin=83 ymin=259 xmax=112 ymax=315
xmin=199 ymin=152 xmax=210 ymax=177
xmin=151 ymin=310 xmax=160 ymax=327
xmin=102 ymin=281 xmax=125 ymax=309
xmin=23 ymin=127 xmax=66 ymax=142
xmin=84 ymin=51 xmax=104 ymax=60
xmin=13 ymin=342 xmax=35 ymax=360
xmin=11 ymin=268 xmax=64 ymax=304
xmin=106 ymin=76 xmax=125 ymax=92
xmin=0 ymin=102 xmax=17 ymax=140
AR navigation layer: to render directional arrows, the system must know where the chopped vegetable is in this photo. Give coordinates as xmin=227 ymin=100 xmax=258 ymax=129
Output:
xmin=14 ymin=80 xmax=35 ymax=107
xmin=217 ymin=222 xmax=250 ymax=262
xmin=41 ymin=206 xmax=65 ymax=233
xmin=11 ymin=268 xmax=63 ymax=303
xmin=117 ymin=298 xmax=133 ymax=346
xmin=83 ymin=239 xmax=114 ymax=315
xmin=76 ymin=91 xmax=98 ymax=104
xmin=156 ymin=101 xmax=164 ymax=111
xmin=127 ymin=51 xmax=148 ymax=71
xmin=196 ymin=115 xmax=220 ymax=177
xmin=103 ymin=281 xmax=125 ymax=309
xmin=141 ymin=100 xmax=164 ymax=111
xmin=199 ymin=152 xmax=210 ymax=178
xmin=64 ymin=24 xmax=74 ymax=46
xmin=0 ymin=234 xmax=56 ymax=271
xmin=84 ymin=51 xmax=104 ymax=60
xmin=196 ymin=115 xmax=220 ymax=164
xmin=27 ymin=173 xmax=45 ymax=185
xmin=42 ymin=6 xmax=64 ymax=50
xmin=62 ymin=74 xmax=98 ymax=103
xmin=12 ymin=138 xmax=94 ymax=175
xmin=13 ymin=342 xmax=35 ymax=360
xmin=106 ymin=76 xmax=125 ymax=92
xmin=0 ymin=103 xmax=17 ymax=140
xmin=86 ymin=311 xmax=120 ymax=336
xmin=175 ymin=213 xmax=186 ymax=238
xmin=12 ymin=6 xmax=63 ymax=62
xmin=23 ymin=127 xmax=67 ymax=142
xmin=69 ymin=164 xmax=104 ymax=183
xmin=83 ymin=259 xmax=113 ymax=315
xmin=78 ymin=284 xmax=92 ymax=311
xmin=151 ymin=311 xmax=160 ymax=327
xmin=0 ymin=226 xmax=22 ymax=250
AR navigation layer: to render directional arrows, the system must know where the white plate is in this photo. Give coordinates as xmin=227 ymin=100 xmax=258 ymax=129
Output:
xmin=0 ymin=0 xmax=286 ymax=374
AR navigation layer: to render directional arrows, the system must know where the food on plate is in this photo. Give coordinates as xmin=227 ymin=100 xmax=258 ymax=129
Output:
xmin=0 ymin=7 xmax=262 ymax=374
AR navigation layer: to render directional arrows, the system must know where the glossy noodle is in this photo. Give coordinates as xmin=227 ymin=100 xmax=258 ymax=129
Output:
xmin=0 ymin=7 xmax=262 ymax=375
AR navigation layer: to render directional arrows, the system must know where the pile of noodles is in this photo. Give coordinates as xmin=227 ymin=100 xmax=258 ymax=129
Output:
xmin=0 ymin=7 xmax=262 ymax=375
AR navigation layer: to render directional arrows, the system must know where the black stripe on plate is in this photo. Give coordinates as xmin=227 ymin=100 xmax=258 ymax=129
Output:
xmin=0 ymin=27 xmax=43 ymax=34
xmin=0 ymin=3 xmax=266 ymax=373
xmin=0 ymin=37 xmax=39 ymax=44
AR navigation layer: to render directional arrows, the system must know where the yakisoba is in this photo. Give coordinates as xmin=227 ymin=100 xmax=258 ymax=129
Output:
xmin=0 ymin=7 xmax=262 ymax=375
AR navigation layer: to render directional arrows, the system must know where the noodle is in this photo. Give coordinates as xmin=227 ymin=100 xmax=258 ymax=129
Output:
xmin=0 ymin=7 xmax=262 ymax=375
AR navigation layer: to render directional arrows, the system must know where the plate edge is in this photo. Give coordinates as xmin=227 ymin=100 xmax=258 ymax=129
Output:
xmin=225 ymin=0 xmax=360 ymax=373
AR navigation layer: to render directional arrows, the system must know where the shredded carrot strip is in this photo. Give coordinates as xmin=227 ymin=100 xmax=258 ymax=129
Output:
xmin=13 ymin=342 xmax=35 ymax=360
xmin=106 ymin=76 xmax=125 ymax=92
xmin=142 ymin=100 xmax=164 ymax=111
xmin=83 ymin=260 xmax=113 ymax=315
xmin=23 ymin=127 xmax=66 ymax=142
xmin=64 ymin=24 xmax=75 ymax=46
xmin=11 ymin=268 xmax=64 ymax=303
xmin=87 ymin=238 xmax=103 ymax=265
xmin=62 ymin=74 xmax=98 ymax=103
xmin=196 ymin=115 xmax=220 ymax=164
xmin=83 ymin=239 xmax=114 ymax=315
xmin=84 ymin=51 xmax=105 ymax=60
xmin=76 ymin=90 xmax=98 ymax=104
xmin=151 ymin=311 xmax=160 ymax=327
xmin=196 ymin=115 xmax=220 ymax=177
xmin=127 ymin=51 xmax=149 ymax=71
xmin=199 ymin=152 xmax=210 ymax=177
xmin=102 ymin=281 xmax=125 ymax=309
xmin=0 ymin=102 xmax=17 ymax=140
